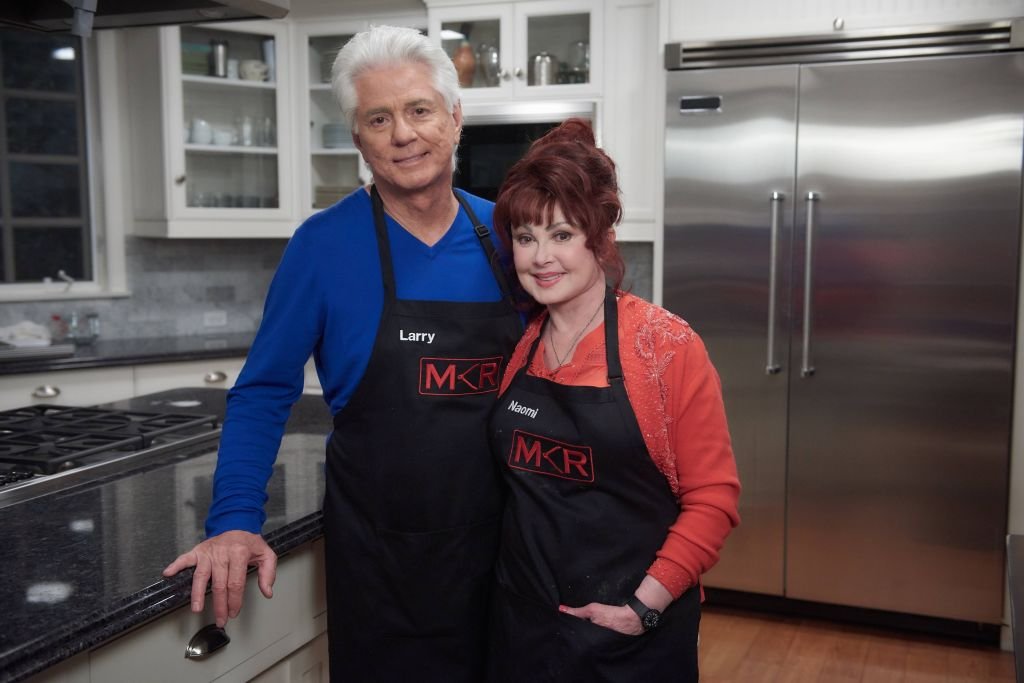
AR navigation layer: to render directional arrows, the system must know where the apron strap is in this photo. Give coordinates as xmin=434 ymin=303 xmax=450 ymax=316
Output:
xmin=371 ymin=185 xmax=515 ymax=307
xmin=602 ymin=286 xmax=623 ymax=383
xmin=369 ymin=185 xmax=397 ymax=302
xmin=525 ymin=285 xmax=622 ymax=383
xmin=454 ymin=188 xmax=517 ymax=307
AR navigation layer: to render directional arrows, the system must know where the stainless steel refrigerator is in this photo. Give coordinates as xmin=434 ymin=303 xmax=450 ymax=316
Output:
xmin=663 ymin=21 xmax=1024 ymax=624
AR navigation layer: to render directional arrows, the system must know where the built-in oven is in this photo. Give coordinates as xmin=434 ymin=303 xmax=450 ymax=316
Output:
xmin=456 ymin=100 xmax=599 ymax=201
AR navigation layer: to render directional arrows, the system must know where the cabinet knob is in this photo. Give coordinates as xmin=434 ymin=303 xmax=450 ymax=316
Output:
xmin=32 ymin=385 xmax=60 ymax=399
xmin=514 ymin=68 xmax=524 ymax=80
xmin=204 ymin=371 xmax=228 ymax=384
xmin=185 ymin=623 xmax=230 ymax=659
xmin=500 ymin=69 xmax=512 ymax=81
xmin=174 ymin=174 xmax=187 ymax=185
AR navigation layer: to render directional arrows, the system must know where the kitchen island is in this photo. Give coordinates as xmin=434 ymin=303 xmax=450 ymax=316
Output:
xmin=0 ymin=387 xmax=332 ymax=683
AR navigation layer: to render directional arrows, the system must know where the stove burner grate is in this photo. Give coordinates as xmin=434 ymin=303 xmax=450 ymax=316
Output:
xmin=0 ymin=405 xmax=218 ymax=477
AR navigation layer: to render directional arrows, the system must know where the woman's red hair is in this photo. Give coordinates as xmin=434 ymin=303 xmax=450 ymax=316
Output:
xmin=493 ymin=118 xmax=624 ymax=312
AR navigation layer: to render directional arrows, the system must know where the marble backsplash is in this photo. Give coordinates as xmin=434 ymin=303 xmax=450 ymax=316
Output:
xmin=0 ymin=238 xmax=653 ymax=341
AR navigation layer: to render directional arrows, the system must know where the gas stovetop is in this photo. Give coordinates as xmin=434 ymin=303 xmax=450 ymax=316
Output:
xmin=0 ymin=405 xmax=219 ymax=495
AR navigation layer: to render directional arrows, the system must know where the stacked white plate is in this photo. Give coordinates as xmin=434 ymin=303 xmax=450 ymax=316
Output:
xmin=322 ymin=123 xmax=351 ymax=148
xmin=314 ymin=185 xmax=358 ymax=208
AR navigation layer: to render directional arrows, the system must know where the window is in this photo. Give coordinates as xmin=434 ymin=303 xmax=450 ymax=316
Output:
xmin=0 ymin=28 xmax=92 ymax=285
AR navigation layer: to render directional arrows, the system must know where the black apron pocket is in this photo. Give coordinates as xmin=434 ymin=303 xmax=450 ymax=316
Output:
xmin=488 ymin=583 xmax=565 ymax=683
xmin=375 ymin=515 xmax=500 ymax=636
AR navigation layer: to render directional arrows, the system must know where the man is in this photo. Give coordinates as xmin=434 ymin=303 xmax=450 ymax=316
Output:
xmin=164 ymin=25 xmax=522 ymax=682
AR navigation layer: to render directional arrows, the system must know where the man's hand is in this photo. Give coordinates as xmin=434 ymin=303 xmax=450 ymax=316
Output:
xmin=162 ymin=530 xmax=277 ymax=627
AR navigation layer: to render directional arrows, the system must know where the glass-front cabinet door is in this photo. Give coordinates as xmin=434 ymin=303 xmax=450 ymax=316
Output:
xmin=300 ymin=29 xmax=365 ymax=218
xmin=427 ymin=0 xmax=600 ymax=99
xmin=124 ymin=22 xmax=295 ymax=237
xmin=429 ymin=5 xmax=513 ymax=96
xmin=516 ymin=0 xmax=598 ymax=94
xmin=294 ymin=15 xmax=425 ymax=218
xmin=174 ymin=23 xmax=290 ymax=218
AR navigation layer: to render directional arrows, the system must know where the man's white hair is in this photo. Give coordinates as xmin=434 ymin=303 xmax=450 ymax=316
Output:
xmin=331 ymin=25 xmax=461 ymax=133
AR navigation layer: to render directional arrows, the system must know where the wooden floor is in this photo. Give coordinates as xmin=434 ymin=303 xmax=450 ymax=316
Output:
xmin=698 ymin=606 xmax=1016 ymax=682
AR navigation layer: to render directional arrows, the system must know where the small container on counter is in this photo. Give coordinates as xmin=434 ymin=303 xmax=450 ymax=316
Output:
xmin=67 ymin=311 xmax=99 ymax=345
xmin=49 ymin=314 xmax=68 ymax=342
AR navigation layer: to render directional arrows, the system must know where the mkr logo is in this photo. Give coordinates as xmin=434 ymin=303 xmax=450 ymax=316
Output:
xmin=507 ymin=429 xmax=595 ymax=483
xmin=419 ymin=356 xmax=503 ymax=396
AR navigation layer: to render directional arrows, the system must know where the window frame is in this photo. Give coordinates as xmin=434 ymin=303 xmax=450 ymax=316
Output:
xmin=0 ymin=30 xmax=128 ymax=303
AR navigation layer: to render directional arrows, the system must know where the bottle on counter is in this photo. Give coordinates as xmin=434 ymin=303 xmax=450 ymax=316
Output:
xmin=49 ymin=314 xmax=68 ymax=342
xmin=86 ymin=312 xmax=101 ymax=341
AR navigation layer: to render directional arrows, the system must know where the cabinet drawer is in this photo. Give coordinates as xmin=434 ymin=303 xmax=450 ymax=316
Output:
xmin=134 ymin=358 xmax=246 ymax=396
xmin=0 ymin=367 xmax=134 ymax=411
xmin=303 ymin=358 xmax=322 ymax=395
xmin=89 ymin=540 xmax=327 ymax=683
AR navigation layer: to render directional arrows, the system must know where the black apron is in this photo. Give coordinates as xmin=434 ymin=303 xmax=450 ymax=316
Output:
xmin=487 ymin=286 xmax=701 ymax=683
xmin=323 ymin=186 xmax=522 ymax=682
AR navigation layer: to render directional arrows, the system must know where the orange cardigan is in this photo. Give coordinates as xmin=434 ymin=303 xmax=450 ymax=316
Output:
xmin=499 ymin=292 xmax=741 ymax=599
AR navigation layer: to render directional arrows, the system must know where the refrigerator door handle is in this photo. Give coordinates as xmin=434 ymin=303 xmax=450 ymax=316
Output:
xmin=801 ymin=191 xmax=820 ymax=378
xmin=766 ymin=191 xmax=785 ymax=375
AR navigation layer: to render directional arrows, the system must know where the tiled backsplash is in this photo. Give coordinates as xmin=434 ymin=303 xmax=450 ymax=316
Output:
xmin=619 ymin=242 xmax=654 ymax=302
xmin=0 ymin=237 xmax=282 ymax=340
xmin=1 ymin=238 xmax=654 ymax=340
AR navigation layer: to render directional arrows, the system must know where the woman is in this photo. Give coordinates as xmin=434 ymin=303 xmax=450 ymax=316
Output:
xmin=487 ymin=118 xmax=741 ymax=682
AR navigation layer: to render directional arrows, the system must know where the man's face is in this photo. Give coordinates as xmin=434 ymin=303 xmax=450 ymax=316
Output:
xmin=351 ymin=61 xmax=461 ymax=196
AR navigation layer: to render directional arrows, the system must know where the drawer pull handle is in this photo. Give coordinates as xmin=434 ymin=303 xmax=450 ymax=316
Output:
xmin=204 ymin=371 xmax=228 ymax=384
xmin=185 ymin=623 xmax=230 ymax=659
xmin=32 ymin=385 xmax=60 ymax=399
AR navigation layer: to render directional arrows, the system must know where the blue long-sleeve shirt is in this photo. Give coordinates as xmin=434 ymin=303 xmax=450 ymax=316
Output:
xmin=206 ymin=188 xmax=504 ymax=536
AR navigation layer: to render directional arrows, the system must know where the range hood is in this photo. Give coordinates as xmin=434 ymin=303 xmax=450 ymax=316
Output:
xmin=0 ymin=0 xmax=289 ymax=36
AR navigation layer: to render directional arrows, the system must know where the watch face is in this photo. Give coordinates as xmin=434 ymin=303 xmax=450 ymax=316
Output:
xmin=642 ymin=610 xmax=661 ymax=630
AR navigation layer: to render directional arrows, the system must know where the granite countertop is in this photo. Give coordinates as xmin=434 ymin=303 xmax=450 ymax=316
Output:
xmin=0 ymin=388 xmax=332 ymax=683
xmin=0 ymin=333 xmax=255 ymax=376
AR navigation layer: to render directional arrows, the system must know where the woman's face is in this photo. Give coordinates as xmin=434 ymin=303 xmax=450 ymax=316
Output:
xmin=510 ymin=204 xmax=606 ymax=308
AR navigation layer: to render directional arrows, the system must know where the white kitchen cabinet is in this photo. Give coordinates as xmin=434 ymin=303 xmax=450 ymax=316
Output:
xmin=249 ymin=632 xmax=329 ymax=683
xmin=0 ymin=367 xmax=135 ymax=411
xmin=23 ymin=651 xmax=90 ymax=683
xmin=133 ymin=357 xmax=248 ymax=396
xmin=426 ymin=0 xmax=603 ymax=101
xmin=121 ymin=21 xmax=298 ymax=238
xmin=666 ymin=0 xmax=1024 ymax=42
xmin=601 ymin=0 xmax=659 ymax=243
xmin=88 ymin=539 xmax=327 ymax=683
xmin=291 ymin=12 xmax=425 ymax=220
xmin=303 ymin=358 xmax=323 ymax=396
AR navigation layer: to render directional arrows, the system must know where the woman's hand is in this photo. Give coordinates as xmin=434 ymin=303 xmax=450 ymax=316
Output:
xmin=559 ymin=602 xmax=644 ymax=636
xmin=559 ymin=576 xmax=675 ymax=636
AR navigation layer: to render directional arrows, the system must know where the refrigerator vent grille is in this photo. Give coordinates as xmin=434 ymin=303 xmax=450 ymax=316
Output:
xmin=666 ymin=19 xmax=1021 ymax=70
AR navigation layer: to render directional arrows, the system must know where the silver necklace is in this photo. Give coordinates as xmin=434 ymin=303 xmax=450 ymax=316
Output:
xmin=547 ymin=299 xmax=604 ymax=369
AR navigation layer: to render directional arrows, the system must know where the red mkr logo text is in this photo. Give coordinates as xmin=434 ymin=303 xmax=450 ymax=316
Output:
xmin=419 ymin=356 xmax=503 ymax=396
xmin=507 ymin=429 xmax=595 ymax=483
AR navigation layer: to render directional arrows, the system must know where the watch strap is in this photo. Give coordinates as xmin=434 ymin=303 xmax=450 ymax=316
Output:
xmin=626 ymin=595 xmax=661 ymax=630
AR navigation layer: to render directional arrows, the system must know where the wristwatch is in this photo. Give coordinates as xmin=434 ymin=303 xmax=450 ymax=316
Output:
xmin=626 ymin=595 xmax=661 ymax=631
